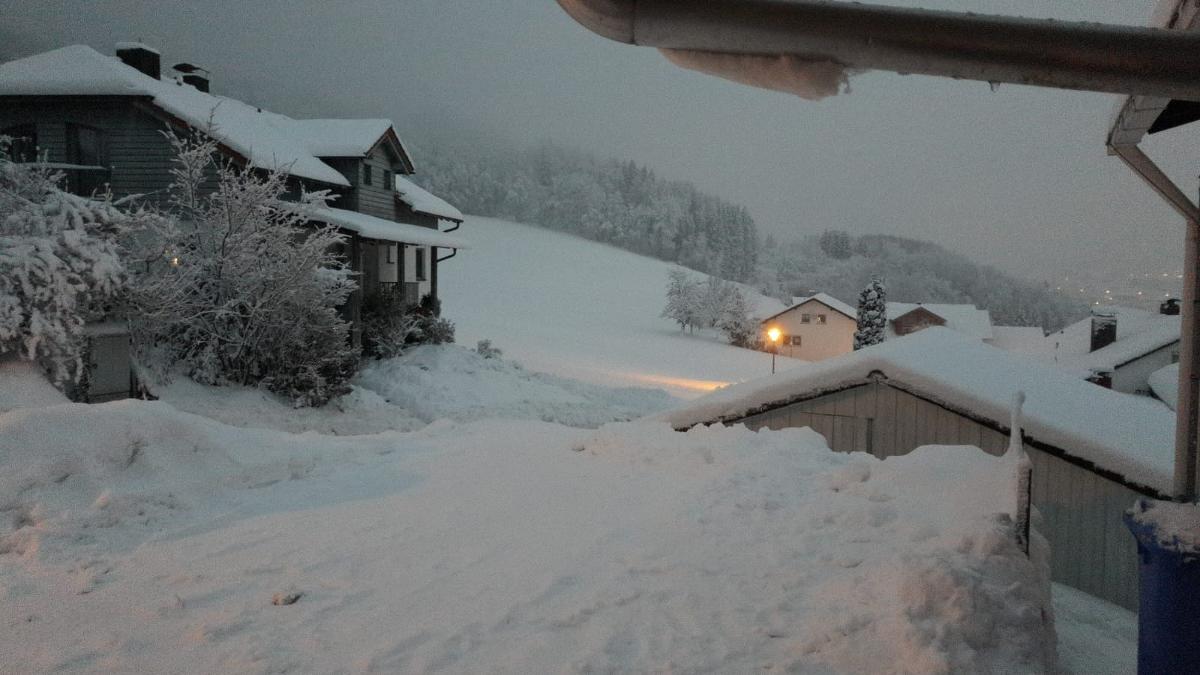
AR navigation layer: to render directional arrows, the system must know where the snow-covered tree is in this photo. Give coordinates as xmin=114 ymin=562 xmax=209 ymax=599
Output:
xmin=718 ymin=285 xmax=758 ymax=348
xmin=0 ymin=136 xmax=129 ymax=384
xmin=819 ymin=229 xmax=853 ymax=260
xmin=854 ymin=277 xmax=887 ymax=350
xmin=662 ymin=269 xmax=702 ymax=332
xmin=127 ymin=130 xmax=358 ymax=407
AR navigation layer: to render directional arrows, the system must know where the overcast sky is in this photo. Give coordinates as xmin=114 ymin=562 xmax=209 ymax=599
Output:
xmin=2 ymin=0 xmax=1195 ymax=282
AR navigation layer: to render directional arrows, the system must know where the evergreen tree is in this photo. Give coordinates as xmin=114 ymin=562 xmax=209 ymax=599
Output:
xmin=854 ymin=277 xmax=887 ymax=350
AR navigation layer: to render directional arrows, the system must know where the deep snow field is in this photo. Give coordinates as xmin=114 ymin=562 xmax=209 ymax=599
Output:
xmin=441 ymin=216 xmax=800 ymax=398
xmin=0 ymin=352 xmax=1068 ymax=674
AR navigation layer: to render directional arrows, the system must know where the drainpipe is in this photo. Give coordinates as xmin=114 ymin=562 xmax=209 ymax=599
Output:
xmin=556 ymin=0 xmax=1200 ymax=100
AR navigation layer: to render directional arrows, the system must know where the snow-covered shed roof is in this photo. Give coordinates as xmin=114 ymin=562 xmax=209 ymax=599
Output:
xmin=763 ymin=292 xmax=855 ymax=323
xmin=0 ymin=45 xmax=422 ymax=188
xmin=987 ymin=326 xmax=1049 ymax=354
xmin=394 ymin=175 xmax=463 ymax=223
xmin=658 ymin=328 xmax=1176 ymax=494
xmin=887 ymin=302 xmax=994 ymax=341
xmin=311 ymin=207 xmax=468 ymax=249
xmin=1149 ymin=362 xmax=1179 ymax=410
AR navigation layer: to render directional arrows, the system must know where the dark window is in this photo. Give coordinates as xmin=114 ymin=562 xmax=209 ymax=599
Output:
xmin=363 ymin=163 xmax=373 ymax=186
xmin=2 ymin=124 xmax=38 ymax=162
xmin=385 ymin=244 xmax=395 ymax=264
xmin=816 ymin=314 xmax=827 ymax=324
xmin=65 ymin=124 xmax=108 ymax=195
xmin=383 ymin=169 xmax=392 ymax=190
xmin=791 ymin=335 xmax=802 ymax=346
xmin=800 ymin=313 xmax=811 ymax=324
xmin=415 ymin=247 xmax=426 ymax=280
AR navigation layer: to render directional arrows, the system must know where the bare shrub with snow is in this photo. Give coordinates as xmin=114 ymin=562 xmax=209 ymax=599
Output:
xmin=0 ymin=137 xmax=129 ymax=384
xmin=126 ymin=130 xmax=357 ymax=407
xmin=663 ymin=269 xmax=759 ymax=347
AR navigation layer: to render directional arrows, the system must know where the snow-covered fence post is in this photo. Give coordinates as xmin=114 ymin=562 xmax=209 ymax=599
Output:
xmin=1008 ymin=391 xmax=1033 ymax=555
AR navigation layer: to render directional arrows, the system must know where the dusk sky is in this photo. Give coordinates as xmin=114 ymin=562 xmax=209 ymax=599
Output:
xmin=2 ymin=0 xmax=1194 ymax=281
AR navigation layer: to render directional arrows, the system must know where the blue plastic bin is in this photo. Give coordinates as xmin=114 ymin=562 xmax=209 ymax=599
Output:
xmin=1124 ymin=501 xmax=1200 ymax=675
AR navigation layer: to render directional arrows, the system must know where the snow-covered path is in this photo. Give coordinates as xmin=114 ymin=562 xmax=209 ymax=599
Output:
xmin=2 ymin=393 xmax=1052 ymax=673
xmin=441 ymin=216 xmax=799 ymax=398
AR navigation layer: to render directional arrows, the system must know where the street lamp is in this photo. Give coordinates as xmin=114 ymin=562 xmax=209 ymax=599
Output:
xmin=767 ymin=326 xmax=781 ymax=374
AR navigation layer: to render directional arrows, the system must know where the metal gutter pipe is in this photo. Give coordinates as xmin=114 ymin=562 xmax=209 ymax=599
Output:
xmin=557 ymin=0 xmax=1200 ymax=100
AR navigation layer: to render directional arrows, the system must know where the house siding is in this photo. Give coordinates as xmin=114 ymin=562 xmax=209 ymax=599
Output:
xmin=763 ymin=300 xmax=856 ymax=361
xmin=735 ymin=379 xmax=1145 ymax=611
xmin=0 ymin=97 xmax=212 ymax=208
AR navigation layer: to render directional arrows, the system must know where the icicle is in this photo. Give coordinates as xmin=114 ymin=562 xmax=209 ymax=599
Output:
xmin=1008 ymin=390 xmax=1033 ymax=555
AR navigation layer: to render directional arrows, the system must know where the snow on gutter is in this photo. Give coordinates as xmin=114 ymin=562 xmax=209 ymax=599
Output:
xmin=557 ymin=0 xmax=1200 ymax=100
xmin=311 ymin=207 xmax=469 ymax=249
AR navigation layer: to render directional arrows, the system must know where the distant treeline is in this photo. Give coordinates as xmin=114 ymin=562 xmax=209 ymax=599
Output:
xmin=761 ymin=232 xmax=1087 ymax=331
xmin=412 ymin=143 xmax=759 ymax=283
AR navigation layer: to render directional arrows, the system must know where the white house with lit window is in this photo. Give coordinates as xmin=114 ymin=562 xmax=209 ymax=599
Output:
xmin=760 ymin=293 xmax=857 ymax=361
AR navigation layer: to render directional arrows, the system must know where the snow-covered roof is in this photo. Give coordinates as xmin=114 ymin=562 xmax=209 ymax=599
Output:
xmin=987 ymin=326 xmax=1048 ymax=354
xmin=887 ymin=302 xmax=994 ymax=340
xmin=1149 ymin=362 xmax=1179 ymax=411
xmin=311 ymin=207 xmax=468 ymax=249
xmin=114 ymin=42 xmax=159 ymax=55
xmin=1041 ymin=308 xmax=1180 ymax=377
xmin=279 ymin=119 xmax=392 ymax=158
xmin=764 ymin=292 xmax=855 ymax=322
xmin=658 ymin=328 xmax=1176 ymax=493
xmin=0 ymin=46 xmax=418 ymax=188
xmin=394 ymin=175 xmax=463 ymax=223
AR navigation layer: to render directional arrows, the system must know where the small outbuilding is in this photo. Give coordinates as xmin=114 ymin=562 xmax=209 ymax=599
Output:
xmin=660 ymin=328 xmax=1177 ymax=610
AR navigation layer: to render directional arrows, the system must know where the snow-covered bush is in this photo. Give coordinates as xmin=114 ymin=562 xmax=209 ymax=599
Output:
xmin=854 ymin=277 xmax=887 ymax=350
xmin=475 ymin=339 xmax=502 ymax=359
xmin=362 ymin=290 xmax=455 ymax=358
xmin=126 ymin=130 xmax=357 ymax=407
xmin=663 ymin=269 xmax=757 ymax=346
xmin=0 ymin=136 xmax=129 ymax=384
xmin=662 ymin=269 xmax=702 ymax=332
xmin=717 ymin=288 xmax=759 ymax=348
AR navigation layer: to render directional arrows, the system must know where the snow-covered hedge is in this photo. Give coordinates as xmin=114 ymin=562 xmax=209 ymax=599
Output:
xmin=127 ymin=131 xmax=357 ymax=407
xmin=0 ymin=138 xmax=128 ymax=383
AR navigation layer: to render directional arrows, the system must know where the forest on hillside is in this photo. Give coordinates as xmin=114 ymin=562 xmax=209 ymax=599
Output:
xmin=413 ymin=142 xmax=759 ymax=284
xmin=412 ymin=142 xmax=1086 ymax=331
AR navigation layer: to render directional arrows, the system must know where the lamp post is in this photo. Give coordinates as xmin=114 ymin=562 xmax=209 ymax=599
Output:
xmin=767 ymin=327 xmax=781 ymax=375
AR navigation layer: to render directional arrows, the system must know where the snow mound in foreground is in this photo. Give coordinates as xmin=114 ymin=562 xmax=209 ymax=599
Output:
xmin=153 ymin=376 xmax=424 ymax=435
xmin=0 ymin=359 xmax=69 ymax=413
xmin=356 ymin=344 xmax=676 ymax=427
xmin=1 ymin=395 xmax=1052 ymax=672
xmin=0 ymin=399 xmax=405 ymax=566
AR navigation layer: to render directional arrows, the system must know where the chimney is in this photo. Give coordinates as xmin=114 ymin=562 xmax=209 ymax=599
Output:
xmin=1086 ymin=368 xmax=1114 ymax=389
xmin=182 ymin=73 xmax=209 ymax=92
xmin=115 ymin=42 xmax=161 ymax=80
xmin=173 ymin=62 xmax=210 ymax=93
xmin=1161 ymin=297 xmax=1181 ymax=315
xmin=1090 ymin=309 xmax=1117 ymax=352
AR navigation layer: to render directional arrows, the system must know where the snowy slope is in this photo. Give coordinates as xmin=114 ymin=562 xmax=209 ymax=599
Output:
xmin=441 ymin=216 xmax=795 ymax=398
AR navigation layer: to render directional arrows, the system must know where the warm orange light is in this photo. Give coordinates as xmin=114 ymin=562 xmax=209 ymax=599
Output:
xmin=767 ymin=327 xmax=781 ymax=343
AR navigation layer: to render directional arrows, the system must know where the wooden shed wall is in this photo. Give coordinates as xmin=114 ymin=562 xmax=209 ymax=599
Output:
xmin=737 ymin=380 xmax=1145 ymax=611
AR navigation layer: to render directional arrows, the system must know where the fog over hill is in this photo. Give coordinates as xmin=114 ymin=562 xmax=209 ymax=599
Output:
xmin=416 ymin=141 xmax=1087 ymax=331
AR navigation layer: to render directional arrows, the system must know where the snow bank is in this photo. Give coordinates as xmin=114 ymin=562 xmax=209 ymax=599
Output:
xmin=1053 ymin=583 xmax=1137 ymax=675
xmin=0 ymin=397 xmax=1053 ymax=672
xmin=356 ymin=344 xmax=675 ymax=428
xmin=661 ymin=49 xmax=851 ymax=100
xmin=0 ymin=359 xmax=68 ymax=413
xmin=152 ymin=377 xmax=424 ymax=435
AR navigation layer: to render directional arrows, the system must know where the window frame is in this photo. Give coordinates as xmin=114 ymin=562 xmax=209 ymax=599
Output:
xmin=800 ymin=313 xmax=811 ymax=324
xmin=816 ymin=314 xmax=827 ymax=324
xmin=415 ymin=247 xmax=426 ymax=280
xmin=791 ymin=335 xmax=803 ymax=346
xmin=64 ymin=123 xmax=109 ymax=196
xmin=363 ymin=163 xmax=373 ymax=187
xmin=383 ymin=168 xmax=392 ymax=191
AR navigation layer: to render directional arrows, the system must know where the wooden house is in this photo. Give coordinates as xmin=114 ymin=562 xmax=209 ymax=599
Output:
xmin=659 ymin=327 xmax=1178 ymax=610
xmin=0 ymin=43 xmax=467 ymax=399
